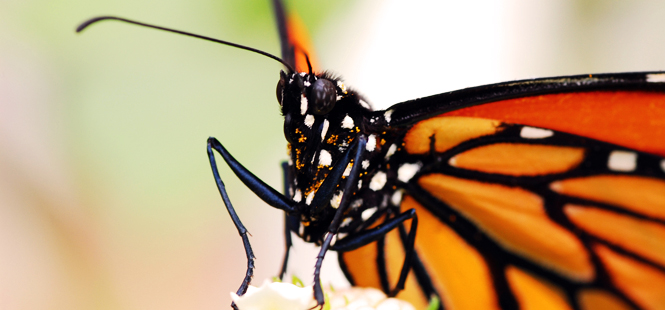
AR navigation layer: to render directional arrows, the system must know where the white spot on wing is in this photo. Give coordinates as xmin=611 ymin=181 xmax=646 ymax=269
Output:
xmin=362 ymin=160 xmax=370 ymax=169
xmin=330 ymin=191 xmax=343 ymax=209
xmin=661 ymin=159 xmax=665 ymax=172
xmin=366 ymin=134 xmax=377 ymax=152
xmin=293 ymin=189 xmax=302 ymax=202
xmin=300 ymin=94 xmax=308 ymax=115
xmin=304 ymin=114 xmax=315 ymax=128
xmin=647 ymin=73 xmax=665 ymax=83
xmin=341 ymin=114 xmax=355 ymax=129
xmin=321 ymin=119 xmax=329 ymax=141
xmin=608 ymin=150 xmax=637 ymax=172
xmin=361 ymin=207 xmax=377 ymax=221
xmin=319 ymin=149 xmax=332 ymax=166
xmin=298 ymin=224 xmax=304 ymax=236
xmin=385 ymin=144 xmax=397 ymax=160
xmin=357 ymin=179 xmax=363 ymax=189
xmin=520 ymin=126 xmax=554 ymax=139
xmin=398 ymin=162 xmax=422 ymax=183
xmin=384 ymin=109 xmax=393 ymax=123
xmin=305 ymin=191 xmax=315 ymax=205
xmin=369 ymin=171 xmax=387 ymax=191
xmin=359 ymin=99 xmax=371 ymax=109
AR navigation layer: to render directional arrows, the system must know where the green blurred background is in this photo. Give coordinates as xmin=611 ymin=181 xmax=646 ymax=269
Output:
xmin=2 ymin=0 xmax=665 ymax=309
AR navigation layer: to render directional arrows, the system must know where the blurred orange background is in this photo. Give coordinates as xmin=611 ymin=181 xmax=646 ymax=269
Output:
xmin=2 ymin=1 xmax=665 ymax=309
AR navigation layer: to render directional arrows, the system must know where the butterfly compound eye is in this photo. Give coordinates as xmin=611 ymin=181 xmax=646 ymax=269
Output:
xmin=310 ymin=79 xmax=336 ymax=115
xmin=276 ymin=71 xmax=287 ymax=106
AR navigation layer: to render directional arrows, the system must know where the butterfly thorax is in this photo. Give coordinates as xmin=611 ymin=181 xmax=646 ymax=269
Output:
xmin=277 ymin=71 xmax=402 ymax=244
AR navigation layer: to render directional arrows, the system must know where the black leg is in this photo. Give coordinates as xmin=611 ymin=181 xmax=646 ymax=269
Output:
xmin=331 ymin=209 xmax=418 ymax=298
xmin=208 ymin=137 xmax=296 ymax=214
xmin=330 ymin=209 xmax=416 ymax=252
xmin=279 ymin=161 xmax=294 ymax=280
xmin=311 ymin=136 xmax=367 ymax=308
xmin=206 ymin=139 xmax=256 ymax=305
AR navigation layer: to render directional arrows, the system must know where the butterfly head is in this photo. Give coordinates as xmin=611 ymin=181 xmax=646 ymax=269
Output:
xmin=277 ymin=70 xmax=374 ymax=238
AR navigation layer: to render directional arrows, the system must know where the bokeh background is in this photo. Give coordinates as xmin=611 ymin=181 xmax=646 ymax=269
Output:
xmin=2 ymin=0 xmax=665 ymax=309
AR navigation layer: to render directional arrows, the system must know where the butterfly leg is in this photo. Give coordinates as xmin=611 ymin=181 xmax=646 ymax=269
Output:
xmin=309 ymin=136 xmax=368 ymax=308
xmin=331 ymin=209 xmax=418 ymax=297
xmin=279 ymin=214 xmax=299 ymax=280
xmin=278 ymin=161 xmax=297 ymax=280
xmin=206 ymin=139 xmax=256 ymax=304
xmin=207 ymin=138 xmax=298 ymax=301
xmin=208 ymin=137 xmax=298 ymax=213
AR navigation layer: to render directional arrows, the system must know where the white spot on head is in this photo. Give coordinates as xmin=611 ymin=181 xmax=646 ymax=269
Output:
xmin=321 ymin=119 xmax=329 ymax=141
xmin=362 ymin=160 xmax=370 ymax=169
xmin=343 ymin=163 xmax=353 ymax=177
xmin=303 ymin=80 xmax=311 ymax=87
xmin=341 ymin=114 xmax=355 ymax=129
xmin=304 ymin=114 xmax=315 ymax=128
xmin=299 ymin=72 xmax=306 ymax=77
xmin=336 ymin=95 xmax=343 ymax=101
xmin=398 ymin=162 xmax=422 ymax=183
xmin=305 ymin=191 xmax=315 ymax=205
xmin=330 ymin=191 xmax=343 ymax=209
xmin=361 ymin=207 xmax=377 ymax=221
xmin=385 ymin=144 xmax=397 ymax=160
xmin=661 ymin=159 xmax=665 ymax=172
xmin=520 ymin=126 xmax=554 ymax=139
xmin=647 ymin=73 xmax=665 ymax=83
xmin=319 ymin=149 xmax=332 ymax=166
xmin=369 ymin=171 xmax=387 ymax=191
xmin=337 ymin=80 xmax=347 ymax=93
xmin=293 ymin=189 xmax=302 ymax=202
xmin=300 ymin=94 xmax=308 ymax=115
xmin=608 ymin=150 xmax=637 ymax=172
xmin=384 ymin=109 xmax=393 ymax=123
xmin=391 ymin=190 xmax=404 ymax=206
xmin=359 ymin=99 xmax=371 ymax=109
xmin=366 ymin=134 xmax=377 ymax=152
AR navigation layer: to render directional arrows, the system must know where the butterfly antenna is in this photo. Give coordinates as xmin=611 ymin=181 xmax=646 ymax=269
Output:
xmin=304 ymin=53 xmax=313 ymax=75
xmin=76 ymin=16 xmax=296 ymax=73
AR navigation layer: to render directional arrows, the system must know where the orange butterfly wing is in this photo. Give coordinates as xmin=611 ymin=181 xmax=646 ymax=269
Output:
xmin=340 ymin=89 xmax=665 ymax=310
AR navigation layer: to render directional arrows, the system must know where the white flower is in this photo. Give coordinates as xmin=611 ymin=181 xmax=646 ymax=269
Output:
xmin=232 ymin=280 xmax=415 ymax=310
xmin=328 ymin=287 xmax=415 ymax=310
xmin=231 ymin=280 xmax=316 ymax=310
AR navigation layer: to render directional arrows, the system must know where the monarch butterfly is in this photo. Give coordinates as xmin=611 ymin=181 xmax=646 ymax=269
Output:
xmin=77 ymin=1 xmax=665 ymax=310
